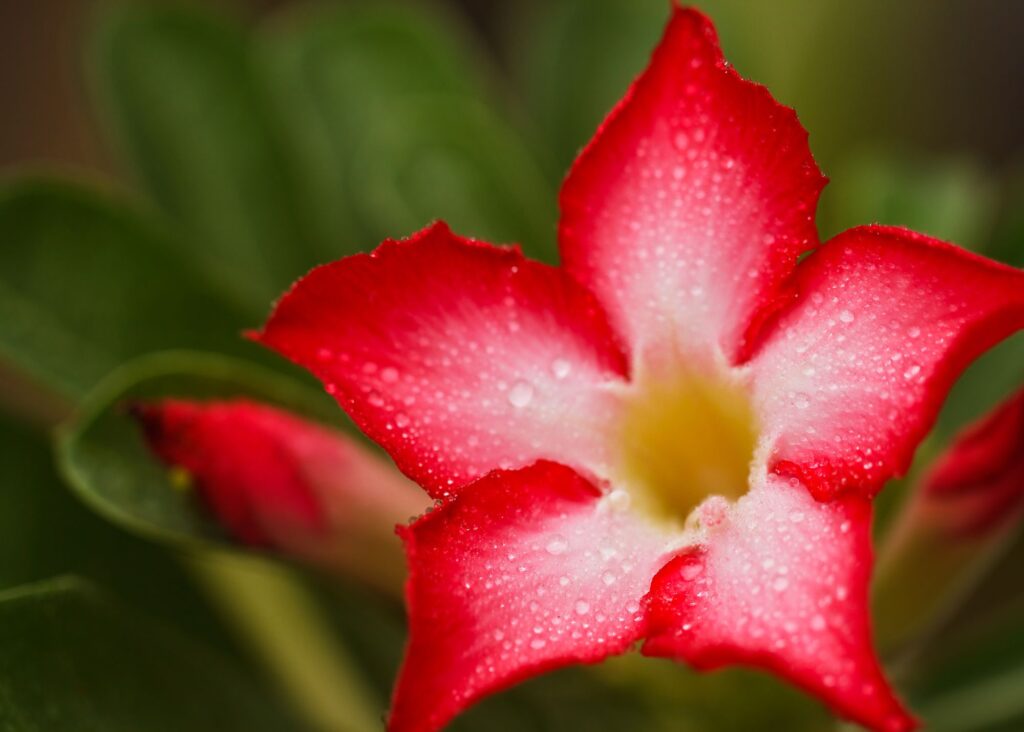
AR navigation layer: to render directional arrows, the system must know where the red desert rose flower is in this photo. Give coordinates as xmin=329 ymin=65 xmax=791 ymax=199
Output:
xmin=249 ymin=6 xmax=1024 ymax=732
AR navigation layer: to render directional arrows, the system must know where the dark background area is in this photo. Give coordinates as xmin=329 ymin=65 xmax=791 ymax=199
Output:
xmin=3 ymin=0 xmax=1024 ymax=176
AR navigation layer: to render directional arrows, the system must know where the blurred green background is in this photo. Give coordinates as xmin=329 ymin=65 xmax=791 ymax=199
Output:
xmin=0 ymin=1 xmax=1022 ymax=730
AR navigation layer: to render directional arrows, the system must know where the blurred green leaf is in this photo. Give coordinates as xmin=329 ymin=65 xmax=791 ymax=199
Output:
xmin=0 ymin=576 xmax=304 ymax=732
xmin=258 ymin=1 xmax=483 ymax=251
xmin=57 ymin=350 xmax=338 ymax=549
xmin=0 ymin=178 xmax=255 ymax=400
xmin=348 ymin=95 xmax=556 ymax=254
xmin=513 ymin=0 xmax=666 ymax=180
xmin=90 ymin=2 xmax=324 ymax=309
xmin=988 ymin=163 xmax=1024 ymax=268
xmin=260 ymin=2 xmax=556 ymax=259
xmin=905 ymin=597 xmax=1024 ymax=732
xmin=935 ymin=333 xmax=1024 ymax=441
xmin=819 ymin=149 xmax=997 ymax=245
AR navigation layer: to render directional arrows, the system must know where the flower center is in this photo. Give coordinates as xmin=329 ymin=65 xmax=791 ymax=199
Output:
xmin=616 ymin=369 xmax=757 ymax=526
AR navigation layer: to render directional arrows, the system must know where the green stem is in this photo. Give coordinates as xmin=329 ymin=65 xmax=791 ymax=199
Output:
xmin=186 ymin=550 xmax=382 ymax=732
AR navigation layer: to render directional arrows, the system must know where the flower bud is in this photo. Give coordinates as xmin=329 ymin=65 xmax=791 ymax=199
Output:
xmin=873 ymin=388 xmax=1024 ymax=649
xmin=133 ymin=399 xmax=429 ymax=595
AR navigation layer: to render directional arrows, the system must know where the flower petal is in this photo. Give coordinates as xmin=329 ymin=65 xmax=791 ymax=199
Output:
xmin=134 ymin=399 xmax=426 ymax=591
xmin=389 ymin=460 xmax=672 ymax=732
xmin=751 ymin=225 xmax=1024 ymax=500
xmin=559 ymin=5 xmax=825 ymax=369
xmin=643 ymin=475 xmax=915 ymax=732
xmin=255 ymin=222 xmax=629 ymax=499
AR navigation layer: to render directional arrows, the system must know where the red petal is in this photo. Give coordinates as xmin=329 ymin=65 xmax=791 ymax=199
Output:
xmin=643 ymin=475 xmax=916 ymax=732
xmin=923 ymin=387 xmax=1024 ymax=537
xmin=255 ymin=222 xmax=629 ymax=499
xmin=389 ymin=461 xmax=672 ymax=732
xmin=559 ymin=5 xmax=825 ymax=370
xmin=751 ymin=226 xmax=1024 ymax=501
xmin=133 ymin=399 xmax=426 ymax=586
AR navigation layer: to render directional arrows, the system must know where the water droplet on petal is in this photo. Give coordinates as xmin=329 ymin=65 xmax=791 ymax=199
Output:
xmin=545 ymin=537 xmax=568 ymax=555
xmin=606 ymin=489 xmax=631 ymax=512
xmin=681 ymin=563 xmax=703 ymax=581
xmin=551 ymin=359 xmax=572 ymax=379
xmin=508 ymin=380 xmax=534 ymax=408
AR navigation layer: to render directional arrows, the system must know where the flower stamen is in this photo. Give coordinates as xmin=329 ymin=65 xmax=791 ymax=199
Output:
xmin=617 ymin=370 xmax=756 ymax=525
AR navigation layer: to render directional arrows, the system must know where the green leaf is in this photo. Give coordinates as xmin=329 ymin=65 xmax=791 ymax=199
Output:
xmin=0 ymin=179 xmax=256 ymax=400
xmin=0 ymin=576 xmax=304 ymax=732
xmin=56 ymin=350 xmax=338 ymax=548
xmin=89 ymin=2 xmax=325 ymax=309
xmin=0 ymin=408 xmax=258 ymax=658
xmin=260 ymin=2 xmax=556 ymax=259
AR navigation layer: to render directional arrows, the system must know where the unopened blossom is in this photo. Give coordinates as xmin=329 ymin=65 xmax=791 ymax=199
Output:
xmin=874 ymin=388 xmax=1024 ymax=648
xmin=134 ymin=399 xmax=427 ymax=592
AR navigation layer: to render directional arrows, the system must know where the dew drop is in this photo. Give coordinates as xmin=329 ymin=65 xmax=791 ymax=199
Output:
xmin=545 ymin=537 xmax=568 ymax=555
xmin=574 ymin=600 xmax=590 ymax=616
xmin=380 ymin=366 xmax=399 ymax=383
xmin=838 ymin=310 xmax=855 ymax=324
xmin=395 ymin=413 xmax=410 ymax=428
xmin=606 ymin=489 xmax=631 ymax=512
xmin=903 ymin=364 xmax=921 ymax=380
xmin=551 ymin=359 xmax=572 ymax=379
xmin=508 ymin=380 xmax=534 ymax=408
xmin=529 ymin=638 xmax=547 ymax=650
xmin=681 ymin=563 xmax=703 ymax=581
